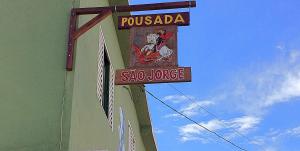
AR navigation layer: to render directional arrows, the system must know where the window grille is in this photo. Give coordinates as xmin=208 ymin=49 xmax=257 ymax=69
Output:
xmin=108 ymin=64 xmax=115 ymax=128
xmin=97 ymin=27 xmax=114 ymax=129
xmin=128 ymin=122 xmax=136 ymax=151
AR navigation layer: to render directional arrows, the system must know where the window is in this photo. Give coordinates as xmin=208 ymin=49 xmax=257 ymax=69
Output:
xmin=97 ymin=27 xmax=115 ymax=129
xmin=102 ymin=50 xmax=110 ymax=118
xmin=128 ymin=122 xmax=136 ymax=151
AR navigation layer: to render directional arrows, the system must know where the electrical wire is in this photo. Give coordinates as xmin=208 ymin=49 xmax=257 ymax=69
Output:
xmin=167 ymin=84 xmax=252 ymax=142
xmin=141 ymin=86 xmax=248 ymax=151
xmin=167 ymin=84 xmax=269 ymax=151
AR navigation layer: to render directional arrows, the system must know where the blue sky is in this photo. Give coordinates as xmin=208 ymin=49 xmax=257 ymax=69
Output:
xmin=130 ymin=0 xmax=300 ymax=150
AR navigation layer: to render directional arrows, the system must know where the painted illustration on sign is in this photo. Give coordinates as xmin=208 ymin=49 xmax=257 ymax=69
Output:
xmin=130 ymin=26 xmax=178 ymax=68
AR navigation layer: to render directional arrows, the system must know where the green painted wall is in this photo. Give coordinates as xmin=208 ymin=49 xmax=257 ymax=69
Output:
xmin=68 ymin=0 xmax=147 ymax=151
xmin=0 ymin=0 xmax=155 ymax=151
xmin=0 ymin=0 xmax=72 ymax=151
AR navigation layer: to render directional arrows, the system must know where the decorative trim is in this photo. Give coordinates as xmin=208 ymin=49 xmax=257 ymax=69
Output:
xmin=96 ymin=27 xmax=105 ymax=105
xmin=108 ymin=64 xmax=115 ymax=129
xmin=128 ymin=121 xmax=136 ymax=151
xmin=97 ymin=26 xmax=114 ymax=130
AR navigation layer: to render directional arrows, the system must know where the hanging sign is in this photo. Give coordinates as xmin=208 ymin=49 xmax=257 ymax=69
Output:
xmin=118 ymin=12 xmax=190 ymax=29
xmin=129 ymin=26 xmax=178 ymax=68
xmin=115 ymin=25 xmax=192 ymax=85
xmin=115 ymin=67 xmax=191 ymax=85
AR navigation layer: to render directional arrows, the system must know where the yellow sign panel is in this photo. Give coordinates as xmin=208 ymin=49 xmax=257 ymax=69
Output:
xmin=118 ymin=12 xmax=190 ymax=29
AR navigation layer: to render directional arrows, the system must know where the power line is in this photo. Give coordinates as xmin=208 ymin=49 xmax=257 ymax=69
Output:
xmin=167 ymin=84 xmax=268 ymax=151
xmin=167 ymin=84 xmax=252 ymax=142
xmin=141 ymin=86 xmax=248 ymax=151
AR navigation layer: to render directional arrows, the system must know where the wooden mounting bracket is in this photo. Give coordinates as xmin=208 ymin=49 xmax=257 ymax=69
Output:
xmin=66 ymin=9 xmax=112 ymax=71
xmin=66 ymin=1 xmax=196 ymax=71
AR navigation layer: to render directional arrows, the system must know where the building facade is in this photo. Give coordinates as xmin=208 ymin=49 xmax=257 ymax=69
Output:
xmin=0 ymin=0 xmax=157 ymax=151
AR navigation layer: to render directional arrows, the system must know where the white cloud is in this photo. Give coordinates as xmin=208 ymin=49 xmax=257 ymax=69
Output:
xmin=264 ymin=147 xmax=278 ymax=151
xmin=153 ymin=128 xmax=164 ymax=134
xmin=178 ymin=120 xmax=221 ymax=142
xmin=215 ymin=50 xmax=300 ymax=115
xmin=264 ymin=72 xmax=300 ymax=107
xmin=164 ymin=100 xmax=215 ymax=118
xmin=289 ymin=50 xmax=300 ymax=63
xmin=178 ymin=116 xmax=260 ymax=142
xmin=286 ymin=126 xmax=300 ymax=137
xmin=180 ymin=101 xmax=215 ymax=117
xmin=228 ymin=116 xmax=261 ymax=134
xmin=162 ymin=95 xmax=195 ymax=103
xmin=164 ymin=49 xmax=300 ymax=147
xmin=249 ymin=138 xmax=265 ymax=146
xmin=250 ymin=125 xmax=300 ymax=149
xmin=276 ymin=44 xmax=285 ymax=51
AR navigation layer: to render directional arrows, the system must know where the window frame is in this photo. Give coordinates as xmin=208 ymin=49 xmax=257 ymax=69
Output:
xmin=97 ymin=26 xmax=115 ymax=130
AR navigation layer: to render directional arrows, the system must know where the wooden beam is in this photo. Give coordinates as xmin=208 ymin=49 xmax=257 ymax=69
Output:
xmin=66 ymin=10 xmax=112 ymax=71
xmin=66 ymin=1 xmax=197 ymax=71
xmin=73 ymin=10 xmax=112 ymax=39
xmin=66 ymin=10 xmax=77 ymax=71
xmin=74 ymin=1 xmax=196 ymax=15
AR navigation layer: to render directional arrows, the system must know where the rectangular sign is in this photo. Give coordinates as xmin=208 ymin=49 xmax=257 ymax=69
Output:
xmin=130 ymin=26 xmax=178 ymax=68
xmin=118 ymin=12 xmax=190 ymax=29
xmin=115 ymin=67 xmax=191 ymax=85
